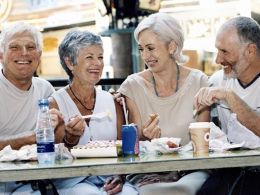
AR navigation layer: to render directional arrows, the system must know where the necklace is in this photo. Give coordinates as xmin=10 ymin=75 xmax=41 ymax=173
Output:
xmin=69 ymin=85 xmax=96 ymax=111
xmin=151 ymin=63 xmax=180 ymax=97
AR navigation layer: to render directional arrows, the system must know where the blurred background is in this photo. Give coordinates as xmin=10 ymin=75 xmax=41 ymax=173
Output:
xmin=0 ymin=0 xmax=259 ymax=88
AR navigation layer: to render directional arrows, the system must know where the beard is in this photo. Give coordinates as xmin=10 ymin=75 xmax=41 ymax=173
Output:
xmin=222 ymin=54 xmax=249 ymax=79
xmin=223 ymin=65 xmax=238 ymax=78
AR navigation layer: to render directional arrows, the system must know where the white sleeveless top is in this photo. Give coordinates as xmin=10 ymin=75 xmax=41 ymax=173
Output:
xmin=52 ymin=87 xmax=117 ymax=144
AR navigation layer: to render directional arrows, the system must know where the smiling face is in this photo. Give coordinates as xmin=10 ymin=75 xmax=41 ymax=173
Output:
xmin=2 ymin=31 xmax=41 ymax=84
xmin=137 ymin=29 xmax=173 ymax=73
xmin=215 ymin=27 xmax=250 ymax=79
xmin=70 ymin=44 xmax=104 ymax=85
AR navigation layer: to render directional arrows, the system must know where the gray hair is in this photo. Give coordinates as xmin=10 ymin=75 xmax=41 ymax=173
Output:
xmin=222 ymin=16 xmax=260 ymax=56
xmin=59 ymin=29 xmax=103 ymax=81
xmin=0 ymin=22 xmax=42 ymax=52
xmin=134 ymin=13 xmax=186 ymax=63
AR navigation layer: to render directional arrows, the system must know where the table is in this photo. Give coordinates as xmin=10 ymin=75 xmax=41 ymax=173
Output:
xmin=0 ymin=149 xmax=260 ymax=182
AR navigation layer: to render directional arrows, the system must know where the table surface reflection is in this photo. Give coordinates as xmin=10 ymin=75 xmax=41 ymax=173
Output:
xmin=0 ymin=149 xmax=260 ymax=182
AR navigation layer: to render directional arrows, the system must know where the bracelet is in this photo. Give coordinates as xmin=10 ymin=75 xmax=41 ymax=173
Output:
xmin=63 ymin=136 xmax=77 ymax=148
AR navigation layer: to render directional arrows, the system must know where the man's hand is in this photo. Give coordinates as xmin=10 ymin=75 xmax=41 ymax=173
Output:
xmin=109 ymin=89 xmax=124 ymax=106
xmin=103 ymin=175 xmax=124 ymax=195
xmin=193 ymin=87 xmax=228 ymax=112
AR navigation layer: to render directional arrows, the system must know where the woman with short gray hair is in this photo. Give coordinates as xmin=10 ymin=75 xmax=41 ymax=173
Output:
xmin=48 ymin=29 xmax=137 ymax=195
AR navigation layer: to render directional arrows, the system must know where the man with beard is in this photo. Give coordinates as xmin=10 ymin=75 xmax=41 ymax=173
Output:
xmin=194 ymin=16 xmax=260 ymax=195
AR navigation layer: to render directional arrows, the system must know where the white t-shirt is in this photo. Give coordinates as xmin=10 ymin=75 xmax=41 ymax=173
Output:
xmin=0 ymin=69 xmax=55 ymax=140
xmin=210 ymin=70 xmax=260 ymax=134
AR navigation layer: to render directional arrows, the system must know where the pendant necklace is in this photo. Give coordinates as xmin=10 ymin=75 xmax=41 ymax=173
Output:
xmin=151 ymin=63 xmax=180 ymax=97
xmin=69 ymin=85 xmax=96 ymax=112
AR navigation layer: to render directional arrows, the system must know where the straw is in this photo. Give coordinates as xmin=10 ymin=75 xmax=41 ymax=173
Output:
xmin=121 ymin=97 xmax=129 ymax=125
xmin=193 ymin=109 xmax=198 ymax=119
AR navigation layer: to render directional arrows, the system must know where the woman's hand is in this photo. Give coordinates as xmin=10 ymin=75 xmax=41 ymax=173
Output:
xmin=63 ymin=115 xmax=86 ymax=147
xmin=109 ymin=89 xmax=124 ymax=106
xmin=103 ymin=175 xmax=124 ymax=195
xmin=49 ymin=108 xmax=64 ymax=128
xmin=142 ymin=114 xmax=161 ymax=140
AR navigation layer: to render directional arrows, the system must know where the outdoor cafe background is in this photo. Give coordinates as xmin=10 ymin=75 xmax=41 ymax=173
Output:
xmin=0 ymin=0 xmax=259 ymax=88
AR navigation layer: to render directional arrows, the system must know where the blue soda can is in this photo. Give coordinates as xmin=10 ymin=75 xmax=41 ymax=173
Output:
xmin=122 ymin=124 xmax=139 ymax=156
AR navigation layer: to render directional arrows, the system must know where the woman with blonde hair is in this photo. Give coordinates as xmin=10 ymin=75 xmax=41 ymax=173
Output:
xmin=118 ymin=12 xmax=210 ymax=195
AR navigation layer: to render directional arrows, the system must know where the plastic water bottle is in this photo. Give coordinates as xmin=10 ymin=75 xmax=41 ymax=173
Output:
xmin=35 ymin=99 xmax=55 ymax=165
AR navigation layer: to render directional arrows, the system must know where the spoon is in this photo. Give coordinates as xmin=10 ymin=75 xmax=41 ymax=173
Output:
xmin=82 ymin=111 xmax=112 ymax=120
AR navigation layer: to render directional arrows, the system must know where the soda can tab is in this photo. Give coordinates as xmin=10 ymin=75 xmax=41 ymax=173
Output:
xmin=122 ymin=123 xmax=139 ymax=156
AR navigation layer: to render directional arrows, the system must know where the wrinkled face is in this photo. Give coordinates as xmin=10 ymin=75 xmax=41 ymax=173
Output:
xmin=2 ymin=31 xmax=41 ymax=81
xmin=137 ymin=29 xmax=172 ymax=72
xmin=215 ymin=27 xmax=250 ymax=78
xmin=71 ymin=44 xmax=104 ymax=85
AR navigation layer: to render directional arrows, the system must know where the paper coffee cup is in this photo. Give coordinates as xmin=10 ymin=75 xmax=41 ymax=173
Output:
xmin=189 ymin=122 xmax=210 ymax=156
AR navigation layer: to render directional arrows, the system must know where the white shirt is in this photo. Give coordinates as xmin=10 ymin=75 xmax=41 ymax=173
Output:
xmin=210 ymin=70 xmax=260 ymax=134
xmin=0 ymin=69 xmax=55 ymax=140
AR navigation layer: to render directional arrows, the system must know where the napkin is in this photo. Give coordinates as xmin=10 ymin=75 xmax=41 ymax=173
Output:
xmin=0 ymin=145 xmax=37 ymax=161
xmin=0 ymin=143 xmax=74 ymax=162
xmin=139 ymin=137 xmax=181 ymax=155
xmin=209 ymin=122 xmax=245 ymax=151
xmin=56 ymin=143 xmax=74 ymax=161
xmin=227 ymin=113 xmax=260 ymax=149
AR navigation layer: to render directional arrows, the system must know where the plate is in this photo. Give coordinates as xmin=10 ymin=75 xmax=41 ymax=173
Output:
xmin=71 ymin=140 xmax=119 ymax=158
